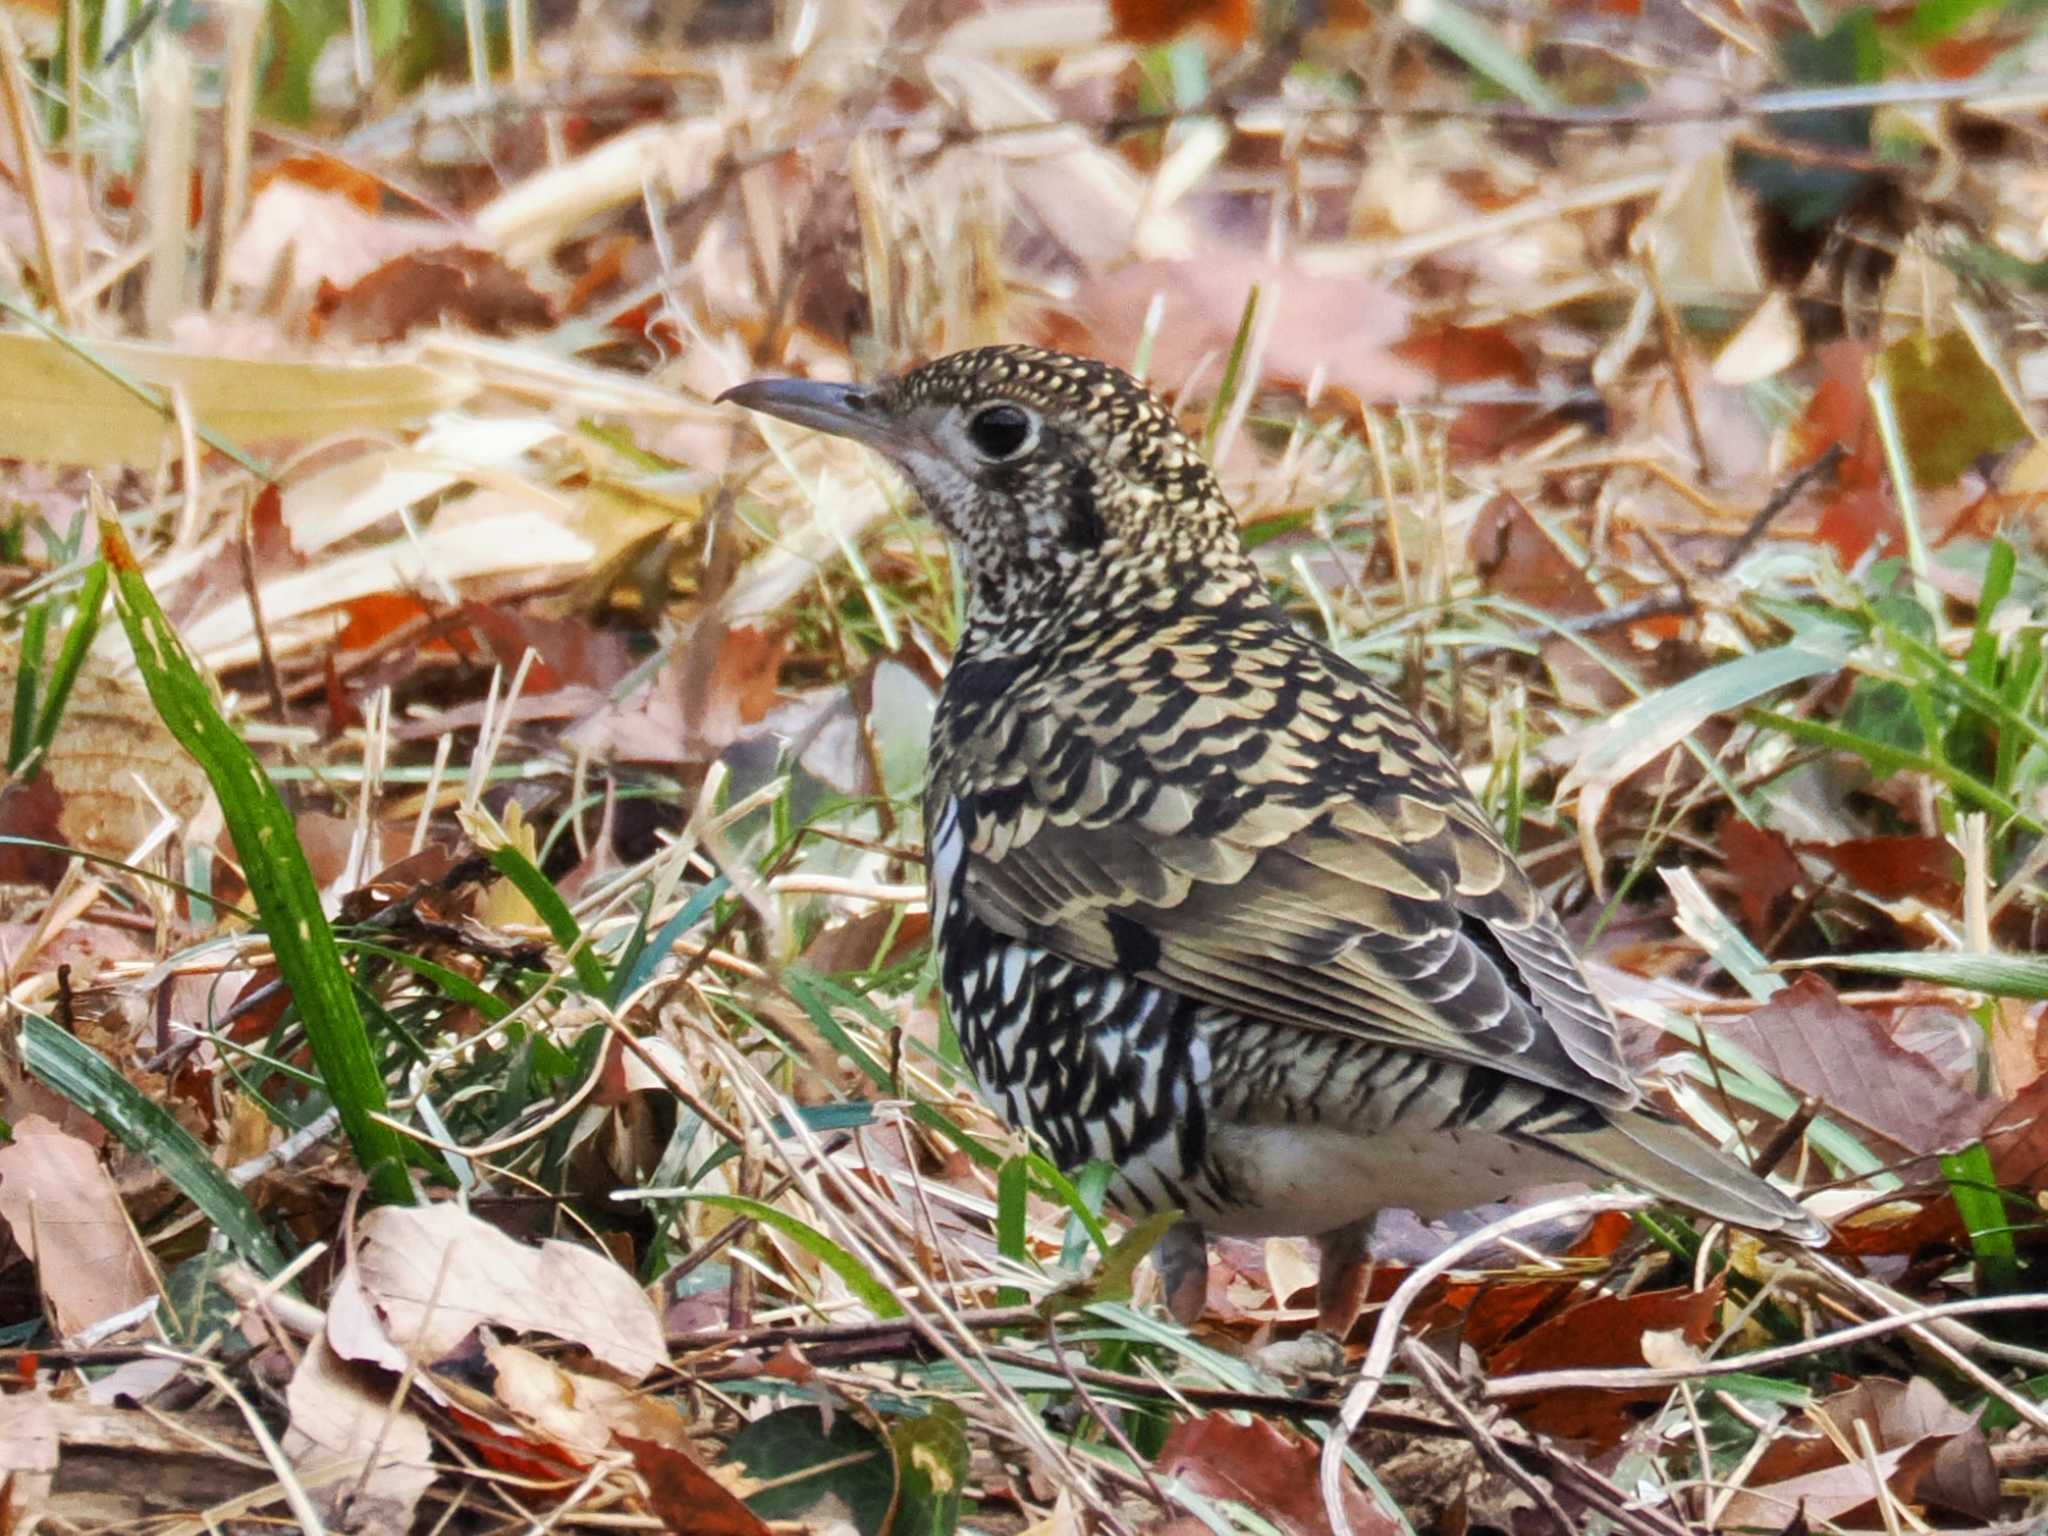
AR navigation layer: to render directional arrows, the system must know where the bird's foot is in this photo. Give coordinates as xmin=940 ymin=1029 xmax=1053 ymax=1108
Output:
xmin=1155 ymin=1219 xmax=1210 ymax=1326
xmin=1315 ymin=1217 xmax=1374 ymax=1338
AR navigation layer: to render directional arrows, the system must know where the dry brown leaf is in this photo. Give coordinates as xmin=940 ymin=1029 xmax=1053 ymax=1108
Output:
xmin=282 ymin=1335 xmax=437 ymax=1536
xmin=313 ymin=248 xmax=554 ymax=345
xmin=1710 ymin=974 xmax=1993 ymax=1162
xmin=223 ymin=179 xmax=454 ymax=299
xmin=0 ymin=649 xmax=213 ymax=860
xmin=1153 ymin=1414 xmax=1401 ymax=1536
xmin=619 ymin=1432 xmax=774 ymax=1536
xmin=352 ymin=1203 xmax=666 ymax=1378
xmin=486 ymin=1342 xmax=698 ymax=1459
xmin=0 ymin=1116 xmax=157 ymax=1341
xmin=1487 ymin=1282 xmax=1723 ymax=1446
xmin=1729 ymin=1376 xmax=1999 ymax=1528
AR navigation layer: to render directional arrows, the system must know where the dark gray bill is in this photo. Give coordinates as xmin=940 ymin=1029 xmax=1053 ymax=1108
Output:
xmin=717 ymin=377 xmax=895 ymax=451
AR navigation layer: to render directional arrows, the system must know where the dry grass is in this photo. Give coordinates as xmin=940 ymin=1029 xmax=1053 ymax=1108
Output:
xmin=0 ymin=1 xmax=2045 ymax=1532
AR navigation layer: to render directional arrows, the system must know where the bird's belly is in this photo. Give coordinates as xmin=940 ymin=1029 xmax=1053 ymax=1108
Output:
xmin=1194 ymin=1121 xmax=1585 ymax=1237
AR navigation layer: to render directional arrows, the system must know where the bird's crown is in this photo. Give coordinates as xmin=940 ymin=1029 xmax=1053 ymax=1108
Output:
xmin=724 ymin=345 xmax=1261 ymax=638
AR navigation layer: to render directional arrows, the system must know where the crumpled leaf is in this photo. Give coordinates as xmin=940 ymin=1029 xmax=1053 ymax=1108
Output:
xmin=282 ymin=1334 xmax=436 ymax=1536
xmin=349 ymin=1203 xmax=666 ymax=1378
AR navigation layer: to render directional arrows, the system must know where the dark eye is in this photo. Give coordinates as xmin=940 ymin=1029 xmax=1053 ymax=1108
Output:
xmin=966 ymin=404 xmax=1034 ymax=460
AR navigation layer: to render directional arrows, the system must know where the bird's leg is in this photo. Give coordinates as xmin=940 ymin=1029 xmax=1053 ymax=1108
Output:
xmin=1154 ymin=1219 xmax=1210 ymax=1325
xmin=1315 ymin=1217 xmax=1374 ymax=1337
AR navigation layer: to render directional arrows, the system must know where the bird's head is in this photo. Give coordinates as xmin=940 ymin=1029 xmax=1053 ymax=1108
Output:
xmin=721 ymin=345 xmax=1258 ymax=634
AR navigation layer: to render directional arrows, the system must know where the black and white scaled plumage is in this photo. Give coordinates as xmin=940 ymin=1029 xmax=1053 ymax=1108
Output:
xmin=723 ymin=346 xmax=1826 ymax=1332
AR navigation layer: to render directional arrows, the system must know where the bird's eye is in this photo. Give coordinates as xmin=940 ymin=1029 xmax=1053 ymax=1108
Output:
xmin=965 ymin=404 xmax=1034 ymax=460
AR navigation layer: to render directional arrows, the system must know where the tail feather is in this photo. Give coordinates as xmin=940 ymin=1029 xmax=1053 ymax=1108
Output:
xmin=1540 ymin=1108 xmax=1827 ymax=1246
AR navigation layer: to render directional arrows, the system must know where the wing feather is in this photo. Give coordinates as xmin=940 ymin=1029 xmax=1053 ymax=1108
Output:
xmin=940 ymin=638 xmax=1639 ymax=1109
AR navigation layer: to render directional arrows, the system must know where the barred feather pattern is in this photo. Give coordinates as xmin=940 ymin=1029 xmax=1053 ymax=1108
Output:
xmin=725 ymin=343 xmax=1824 ymax=1258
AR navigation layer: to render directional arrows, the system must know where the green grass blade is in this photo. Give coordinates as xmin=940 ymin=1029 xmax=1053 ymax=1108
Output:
xmin=1941 ymin=1142 xmax=2020 ymax=1292
xmin=98 ymin=517 xmax=413 ymax=1206
xmin=21 ymin=1012 xmax=293 ymax=1278
xmin=995 ymin=1155 xmax=1031 ymax=1307
xmin=784 ymin=967 xmax=1003 ymax=1170
xmin=341 ymin=941 xmax=515 ymax=1022
xmin=484 ymin=844 xmax=611 ymax=997
xmin=30 ymin=561 xmax=107 ymax=761
xmin=611 ymin=874 xmax=728 ymax=1005
xmin=1796 ymin=950 xmax=2048 ymax=999
xmin=676 ymin=1192 xmax=903 ymax=1318
xmin=9 ymin=602 xmax=47 ymax=773
xmin=1750 ymin=709 xmax=2043 ymax=832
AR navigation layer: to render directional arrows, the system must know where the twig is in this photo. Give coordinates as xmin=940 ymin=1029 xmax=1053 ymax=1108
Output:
xmin=1320 ymin=1191 xmax=1655 ymax=1536
xmin=1046 ymin=1312 xmax=1163 ymax=1530
xmin=1399 ymin=1338 xmax=1579 ymax=1534
xmin=0 ymin=16 xmax=76 ymax=328
xmin=1714 ymin=442 xmax=1846 ymax=573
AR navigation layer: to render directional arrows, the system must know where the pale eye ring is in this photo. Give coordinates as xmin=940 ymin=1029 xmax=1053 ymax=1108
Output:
xmin=965 ymin=403 xmax=1035 ymax=460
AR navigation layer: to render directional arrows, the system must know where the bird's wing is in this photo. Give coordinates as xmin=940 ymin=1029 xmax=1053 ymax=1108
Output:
xmin=941 ymin=657 xmax=1639 ymax=1110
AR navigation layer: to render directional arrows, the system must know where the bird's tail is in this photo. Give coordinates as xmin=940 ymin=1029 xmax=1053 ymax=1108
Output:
xmin=1537 ymin=1108 xmax=1828 ymax=1246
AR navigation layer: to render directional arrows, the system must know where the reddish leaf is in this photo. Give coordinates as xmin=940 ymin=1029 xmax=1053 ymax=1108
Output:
xmin=1710 ymin=974 xmax=1992 ymax=1161
xmin=1803 ymin=835 xmax=1961 ymax=906
xmin=1153 ymin=1415 xmax=1400 ymax=1536
xmin=1487 ymin=1282 xmax=1722 ymax=1446
xmin=1070 ymin=257 xmax=1424 ymax=410
xmin=248 ymin=481 xmax=297 ymax=567
xmin=1719 ymin=816 xmax=1804 ymax=938
xmin=322 ymin=652 xmax=363 ymax=734
xmin=1107 ymin=0 xmax=1253 ymax=45
xmin=313 ymin=248 xmax=554 ymax=345
xmin=336 ymin=592 xmax=437 ymax=652
xmin=458 ymin=602 xmax=636 ymax=694
xmin=0 ymin=775 xmax=69 ymax=888
xmin=1984 ymin=1073 xmax=2048 ymax=1192
xmin=1792 ymin=340 xmax=1879 ymax=488
xmin=1815 ymin=486 xmax=1896 ymax=567
xmin=255 ymin=153 xmax=382 ymax=212
xmin=1468 ymin=495 xmax=1601 ymax=616
xmin=618 ymin=1434 xmax=771 ymax=1536
xmin=1392 ymin=322 xmax=1532 ymax=387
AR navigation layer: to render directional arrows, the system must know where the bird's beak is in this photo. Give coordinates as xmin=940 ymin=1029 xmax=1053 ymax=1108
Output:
xmin=717 ymin=377 xmax=899 ymax=454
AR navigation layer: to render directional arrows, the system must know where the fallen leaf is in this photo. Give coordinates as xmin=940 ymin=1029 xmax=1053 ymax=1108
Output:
xmin=621 ymin=1432 xmax=772 ymax=1536
xmin=281 ymin=1335 xmax=436 ymax=1536
xmin=1107 ymin=0 xmax=1252 ymax=45
xmin=350 ymin=1203 xmax=666 ymax=1378
xmin=1708 ymin=973 xmax=1992 ymax=1162
xmin=1719 ymin=816 xmax=1805 ymax=939
xmin=1878 ymin=330 xmax=2028 ymax=488
xmin=0 ymin=1116 xmax=158 ymax=1342
xmin=1803 ymin=835 xmax=1960 ymax=906
xmin=1732 ymin=1376 xmax=1999 ymax=1527
xmin=1487 ymin=1282 xmax=1723 ymax=1446
xmin=1469 ymin=494 xmax=1602 ymax=616
xmin=0 ymin=650 xmax=214 ymax=862
xmin=0 ymin=332 xmax=473 ymax=466
xmin=313 ymin=248 xmax=554 ymax=345
xmin=1070 ymin=256 xmax=1424 ymax=407
xmin=1153 ymin=1414 xmax=1400 ymax=1536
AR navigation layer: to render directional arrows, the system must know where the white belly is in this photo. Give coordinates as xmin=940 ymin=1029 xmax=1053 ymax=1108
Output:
xmin=1196 ymin=1122 xmax=1587 ymax=1237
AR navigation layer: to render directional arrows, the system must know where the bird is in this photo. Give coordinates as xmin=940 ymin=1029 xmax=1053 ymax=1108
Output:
xmin=722 ymin=345 xmax=1827 ymax=1334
